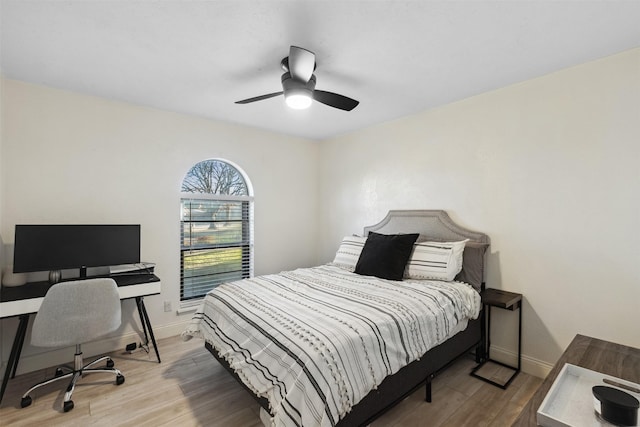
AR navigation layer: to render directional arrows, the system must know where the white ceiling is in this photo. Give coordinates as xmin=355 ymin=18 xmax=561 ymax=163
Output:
xmin=1 ymin=1 xmax=639 ymax=140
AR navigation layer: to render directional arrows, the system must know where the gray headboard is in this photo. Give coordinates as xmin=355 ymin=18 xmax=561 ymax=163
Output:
xmin=363 ymin=210 xmax=489 ymax=290
xmin=364 ymin=210 xmax=488 ymax=243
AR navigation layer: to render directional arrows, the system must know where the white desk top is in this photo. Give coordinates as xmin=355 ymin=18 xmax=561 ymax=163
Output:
xmin=0 ymin=275 xmax=161 ymax=318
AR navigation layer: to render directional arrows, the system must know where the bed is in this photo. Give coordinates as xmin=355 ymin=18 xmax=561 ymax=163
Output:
xmin=182 ymin=210 xmax=489 ymax=427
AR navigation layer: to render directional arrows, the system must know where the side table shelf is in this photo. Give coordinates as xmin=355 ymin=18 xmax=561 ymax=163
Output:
xmin=470 ymin=288 xmax=522 ymax=389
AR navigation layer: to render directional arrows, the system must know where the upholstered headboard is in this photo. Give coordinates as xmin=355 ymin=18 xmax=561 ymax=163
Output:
xmin=363 ymin=210 xmax=489 ymax=290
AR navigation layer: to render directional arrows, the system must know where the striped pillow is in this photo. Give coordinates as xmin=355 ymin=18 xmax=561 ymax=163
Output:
xmin=405 ymin=240 xmax=469 ymax=281
xmin=332 ymin=236 xmax=367 ymax=270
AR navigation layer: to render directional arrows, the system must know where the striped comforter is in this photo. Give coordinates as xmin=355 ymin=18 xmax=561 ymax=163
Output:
xmin=182 ymin=264 xmax=481 ymax=427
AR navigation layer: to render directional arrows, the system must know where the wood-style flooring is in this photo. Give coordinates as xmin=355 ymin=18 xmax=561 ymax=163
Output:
xmin=0 ymin=335 xmax=541 ymax=426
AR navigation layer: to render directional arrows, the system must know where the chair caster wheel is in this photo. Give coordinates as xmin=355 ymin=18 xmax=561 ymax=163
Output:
xmin=116 ymin=374 xmax=125 ymax=385
xmin=63 ymin=400 xmax=74 ymax=412
xmin=21 ymin=395 xmax=32 ymax=408
xmin=106 ymin=359 xmax=114 ymax=368
xmin=55 ymin=368 xmax=64 ymax=377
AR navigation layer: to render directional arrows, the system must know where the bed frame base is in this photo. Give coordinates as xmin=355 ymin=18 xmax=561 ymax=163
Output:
xmin=339 ymin=317 xmax=481 ymax=426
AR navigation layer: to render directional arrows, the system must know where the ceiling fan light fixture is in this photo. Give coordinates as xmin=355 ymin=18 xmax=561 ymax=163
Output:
xmin=282 ymin=72 xmax=315 ymax=110
xmin=285 ymin=92 xmax=312 ymax=110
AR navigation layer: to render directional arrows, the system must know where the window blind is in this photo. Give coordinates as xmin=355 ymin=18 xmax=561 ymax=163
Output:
xmin=180 ymin=196 xmax=253 ymax=301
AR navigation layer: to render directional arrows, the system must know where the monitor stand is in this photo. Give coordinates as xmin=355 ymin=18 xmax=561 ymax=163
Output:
xmin=80 ymin=266 xmax=87 ymax=279
xmin=48 ymin=270 xmax=62 ymax=284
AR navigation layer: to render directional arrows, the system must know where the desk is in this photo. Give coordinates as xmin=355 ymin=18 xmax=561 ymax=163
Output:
xmin=0 ymin=273 xmax=162 ymax=404
xmin=512 ymin=334 xmax=640 ymax=426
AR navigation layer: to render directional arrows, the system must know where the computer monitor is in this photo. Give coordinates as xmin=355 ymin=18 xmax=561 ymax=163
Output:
xmin=13 ymin=224 xmax=140 ymax=278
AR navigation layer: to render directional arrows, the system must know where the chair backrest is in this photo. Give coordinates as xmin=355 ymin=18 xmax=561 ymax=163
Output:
xmin=31 ymin=278 xmax=121 ymax=348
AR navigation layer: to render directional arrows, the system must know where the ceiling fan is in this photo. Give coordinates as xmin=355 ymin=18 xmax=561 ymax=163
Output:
xmin=235 ymin=46 xmax=359 ymax=111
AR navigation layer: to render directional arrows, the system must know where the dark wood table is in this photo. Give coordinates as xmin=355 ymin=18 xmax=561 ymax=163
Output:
xmin=512 ymin=334 xmax=640 ymax=426
xmin=471 ymin=288 xmax=522 ymax=388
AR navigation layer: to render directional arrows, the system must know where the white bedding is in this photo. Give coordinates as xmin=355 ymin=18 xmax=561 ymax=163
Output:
xmin=182 ymin=264 xmax=481 ymax=427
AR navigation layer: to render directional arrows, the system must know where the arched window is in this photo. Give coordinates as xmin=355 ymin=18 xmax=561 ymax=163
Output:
xmin=180 ymin=159 xmax=253 ymax=302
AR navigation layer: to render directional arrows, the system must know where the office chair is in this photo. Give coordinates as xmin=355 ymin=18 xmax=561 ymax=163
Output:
xmin=20 ymin=278 xmax=125 ymax=412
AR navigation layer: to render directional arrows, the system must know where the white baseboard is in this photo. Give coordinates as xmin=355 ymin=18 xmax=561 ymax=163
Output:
xmin=3 ymin=322 xmax=554 ymax=382
xmin=2 ymin=319 xmax=191 ymax=378
xmin=489 ymin=345 xmax=553 ymax=379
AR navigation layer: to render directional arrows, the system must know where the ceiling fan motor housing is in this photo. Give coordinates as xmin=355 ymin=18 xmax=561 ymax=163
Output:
xmin=281 ymin=72 xmax=316 ymax=98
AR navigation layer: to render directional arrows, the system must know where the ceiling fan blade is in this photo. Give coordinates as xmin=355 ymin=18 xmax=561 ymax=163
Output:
xmin=313 ymin=90 xmax=359 ymax=111
xmin=235 ymin=92 xmax=283 ymax=104
xmin=289 ymin=46 xmax=315 ymax=82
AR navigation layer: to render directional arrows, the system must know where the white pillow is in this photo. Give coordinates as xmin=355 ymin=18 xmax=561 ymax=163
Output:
xmin=405 ymin=239 xmax=468 ymax=281
xmin=332 ymin=236 xmax=367 ymax=270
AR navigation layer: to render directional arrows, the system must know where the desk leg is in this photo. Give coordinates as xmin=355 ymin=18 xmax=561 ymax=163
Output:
xmin=11 ymin=315 xmax=30 ymax=379
xmin=1 ymin=314 xmax=30 ymax=404
xmin=135 ymin=297 xmax=161 ymax=363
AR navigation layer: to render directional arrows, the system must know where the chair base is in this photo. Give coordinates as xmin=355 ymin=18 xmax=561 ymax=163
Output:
xmin=21 ymin=346 xmax=124 ymax=412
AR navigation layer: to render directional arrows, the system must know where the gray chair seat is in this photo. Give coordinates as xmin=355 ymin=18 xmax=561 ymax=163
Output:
xmin=21 ymin=278 xmax=125 ymax=412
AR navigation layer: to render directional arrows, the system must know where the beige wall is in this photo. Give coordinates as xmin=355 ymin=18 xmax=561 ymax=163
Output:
xmin=0 ymin=78 xmax=320 ymax=373
xmin=319 ymin=48 xmax=640 ymax=375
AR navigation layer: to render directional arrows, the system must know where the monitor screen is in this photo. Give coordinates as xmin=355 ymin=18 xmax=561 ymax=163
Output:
xmin=13 ymin=224 xmax=141 ymax=273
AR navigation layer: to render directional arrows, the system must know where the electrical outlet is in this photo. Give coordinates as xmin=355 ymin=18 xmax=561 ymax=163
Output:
xmin=164 ymin=301 xmax=172 ymax=312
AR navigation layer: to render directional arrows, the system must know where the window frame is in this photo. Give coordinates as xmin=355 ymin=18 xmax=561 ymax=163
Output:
xmin=179 ymin=160 xmax=253 ymax=308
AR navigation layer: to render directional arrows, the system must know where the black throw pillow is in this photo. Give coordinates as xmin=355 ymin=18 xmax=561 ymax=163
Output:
xmin=355 ymin=232 xmax=419 ymax=281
